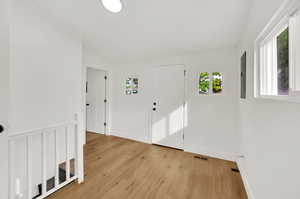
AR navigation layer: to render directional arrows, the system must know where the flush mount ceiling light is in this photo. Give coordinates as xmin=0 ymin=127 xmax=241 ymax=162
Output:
xmin=101 ymin=0 xmax=123 ymax=13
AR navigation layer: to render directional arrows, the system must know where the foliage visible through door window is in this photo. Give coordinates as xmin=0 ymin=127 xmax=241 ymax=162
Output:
xmin=126 ymin=78 xmax=138 ymax=95
xmin=199 ymin=72 xmax=210 ymax=94
xmin=212 ymin=72 xmax=222 ymax=93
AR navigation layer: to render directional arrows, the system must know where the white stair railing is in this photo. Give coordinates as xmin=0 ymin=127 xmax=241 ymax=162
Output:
xmin=8 ymin=120 xmax=81 ymax=199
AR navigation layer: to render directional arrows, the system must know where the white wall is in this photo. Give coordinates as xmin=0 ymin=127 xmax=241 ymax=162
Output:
xmin=83 ymin=46 xmax=110 ymax=69
xmin=109 ymin=49 xmax=239 ymax=161
xmin=238 ymin=0 xmax=300 ymax=198
xmin=110 ymin=69 xmax=155 ymax=143
xmin=0 ymin=0 xmax=10 ymax=128
xmin=10 ymin=1 xmax=82 ymax=132
xmin=9 ymin=1 xmax=83 ymax=197
xmin=0 ymin=0 xmax=10 ymax=198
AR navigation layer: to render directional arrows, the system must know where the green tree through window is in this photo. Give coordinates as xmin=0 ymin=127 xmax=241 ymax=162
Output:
xmin=277 ymin=28 xmax=289 ymax=95
xmin=199 ymin=72 xmax=210 ymax=94
xmin=212 ymin=72 xmax=222 ymax=93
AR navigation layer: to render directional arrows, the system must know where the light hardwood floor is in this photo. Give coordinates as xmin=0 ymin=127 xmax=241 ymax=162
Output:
xmin=86 ymin=131 xmax=104 ymax=143
xmin=47 ymin=132 xmax=248 ymax=199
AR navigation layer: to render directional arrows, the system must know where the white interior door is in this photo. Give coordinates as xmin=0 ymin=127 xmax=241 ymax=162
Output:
xmin=86 ymin=68 xmax=106 ymax=134
xmin=0 ymin=0 xmax=10 ymax=196
xmin=151 ymin=65 xmax=185 ymax=150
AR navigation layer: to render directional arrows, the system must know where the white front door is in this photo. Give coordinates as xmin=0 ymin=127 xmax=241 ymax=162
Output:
xmin=0 ymin=0 xmax=10 ymax=196
xmin=151 ymin=65 xmax=185 ymax=150
xmin=86 ymin=68 xmax=106 ymax=134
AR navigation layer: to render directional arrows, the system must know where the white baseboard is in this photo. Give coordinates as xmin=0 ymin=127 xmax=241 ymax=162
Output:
xmin=184 ymin=148 xmax=237 ymax=162
xmin=109 ymin=131 xmax=237 ymax=162
xmin=86 ymin=130 xmax=104 ymax=135
xmin=237 ymin=158 xmax=255 ymax=199
xmin=109 ymin=131 xmax=150 ymax=144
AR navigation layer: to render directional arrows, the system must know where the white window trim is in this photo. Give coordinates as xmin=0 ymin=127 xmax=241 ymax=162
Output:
xmin=254 ymin=0 xmax=300 ymax=102
xmin=289 ymin=9 xmax=300 ymax=95
xmin=259 ymin=20 xmax=288 ymax=96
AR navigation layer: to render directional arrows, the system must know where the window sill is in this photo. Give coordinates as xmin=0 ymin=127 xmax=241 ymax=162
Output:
xmin=255 ymin=94 xmax=300 ymax=103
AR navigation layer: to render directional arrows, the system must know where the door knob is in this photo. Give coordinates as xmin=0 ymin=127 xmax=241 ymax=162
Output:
xmin=0 ymin=125 xmax=4 ymax=133
xmin=152 ymin=108 xmax=156 ymax=111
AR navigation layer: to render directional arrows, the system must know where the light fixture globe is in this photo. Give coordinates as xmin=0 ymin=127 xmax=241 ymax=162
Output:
xmin=101 ymin=0 xmax=123 ymax=13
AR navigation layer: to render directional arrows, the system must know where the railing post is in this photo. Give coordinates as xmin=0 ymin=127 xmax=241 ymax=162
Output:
xmin=42 ymin=132 xmax=47 ymax=195
xmin=65 ymin=126 xmax=70 ymax=181
xmin=75 ymin=113 xmax=84 ymax=183
xmin=54 ymin=129 xmax=59 ymax=186
xmin=27 ymin=136 xmax=32 ymax=199
xmin=74 ymin=125 xmax=78 ymax=179
xmin=8 ymin=140 xmax=15 ymax=199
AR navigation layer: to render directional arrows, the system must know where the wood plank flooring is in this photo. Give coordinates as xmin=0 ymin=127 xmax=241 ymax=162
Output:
xmin=47 ymin=133 xmax=248 ymax=199
xmin=86 ymin=131 xmax=103 ymax=143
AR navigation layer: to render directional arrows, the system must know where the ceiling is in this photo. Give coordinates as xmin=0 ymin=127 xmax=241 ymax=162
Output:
xmin=32 ymin=0 xmax=252 ymax=64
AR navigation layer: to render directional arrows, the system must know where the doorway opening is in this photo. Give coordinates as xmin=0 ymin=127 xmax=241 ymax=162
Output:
xmin=85 ymin=67 xmax=108 ymax=138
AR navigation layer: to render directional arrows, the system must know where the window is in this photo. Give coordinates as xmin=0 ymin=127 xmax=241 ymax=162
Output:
xmin=255 ymin=4 xmax=300 ymax=99
xmin=241 ymin=52 xmax=247 ymax=99
xmin=259 ymin=26 xmax=289 ymax=96
xmin=199 ymin=72 xmax=223 ymax=95
xmin=277 ymin=28 xmax=289 ymax=95
xmin=290 ymin=9 xmax=300 ymax=92
xmin=199 ymin=72 xmax=209 ymax=94
xmin=212 ymin=72 xmax=223 ymax=94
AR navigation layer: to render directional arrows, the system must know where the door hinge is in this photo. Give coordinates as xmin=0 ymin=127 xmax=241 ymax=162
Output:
xmin=104 ymin=99 xmax=107 ymax=103
xmin=183 ymin=134 xmax=185 ymax=140
xmin=184 ymin=70 xmax=187 ymax=76
xmin=104 ymin=76 xmax=107 ymax=80
xmin=104 ymin=122 xmax=107 ymax=126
